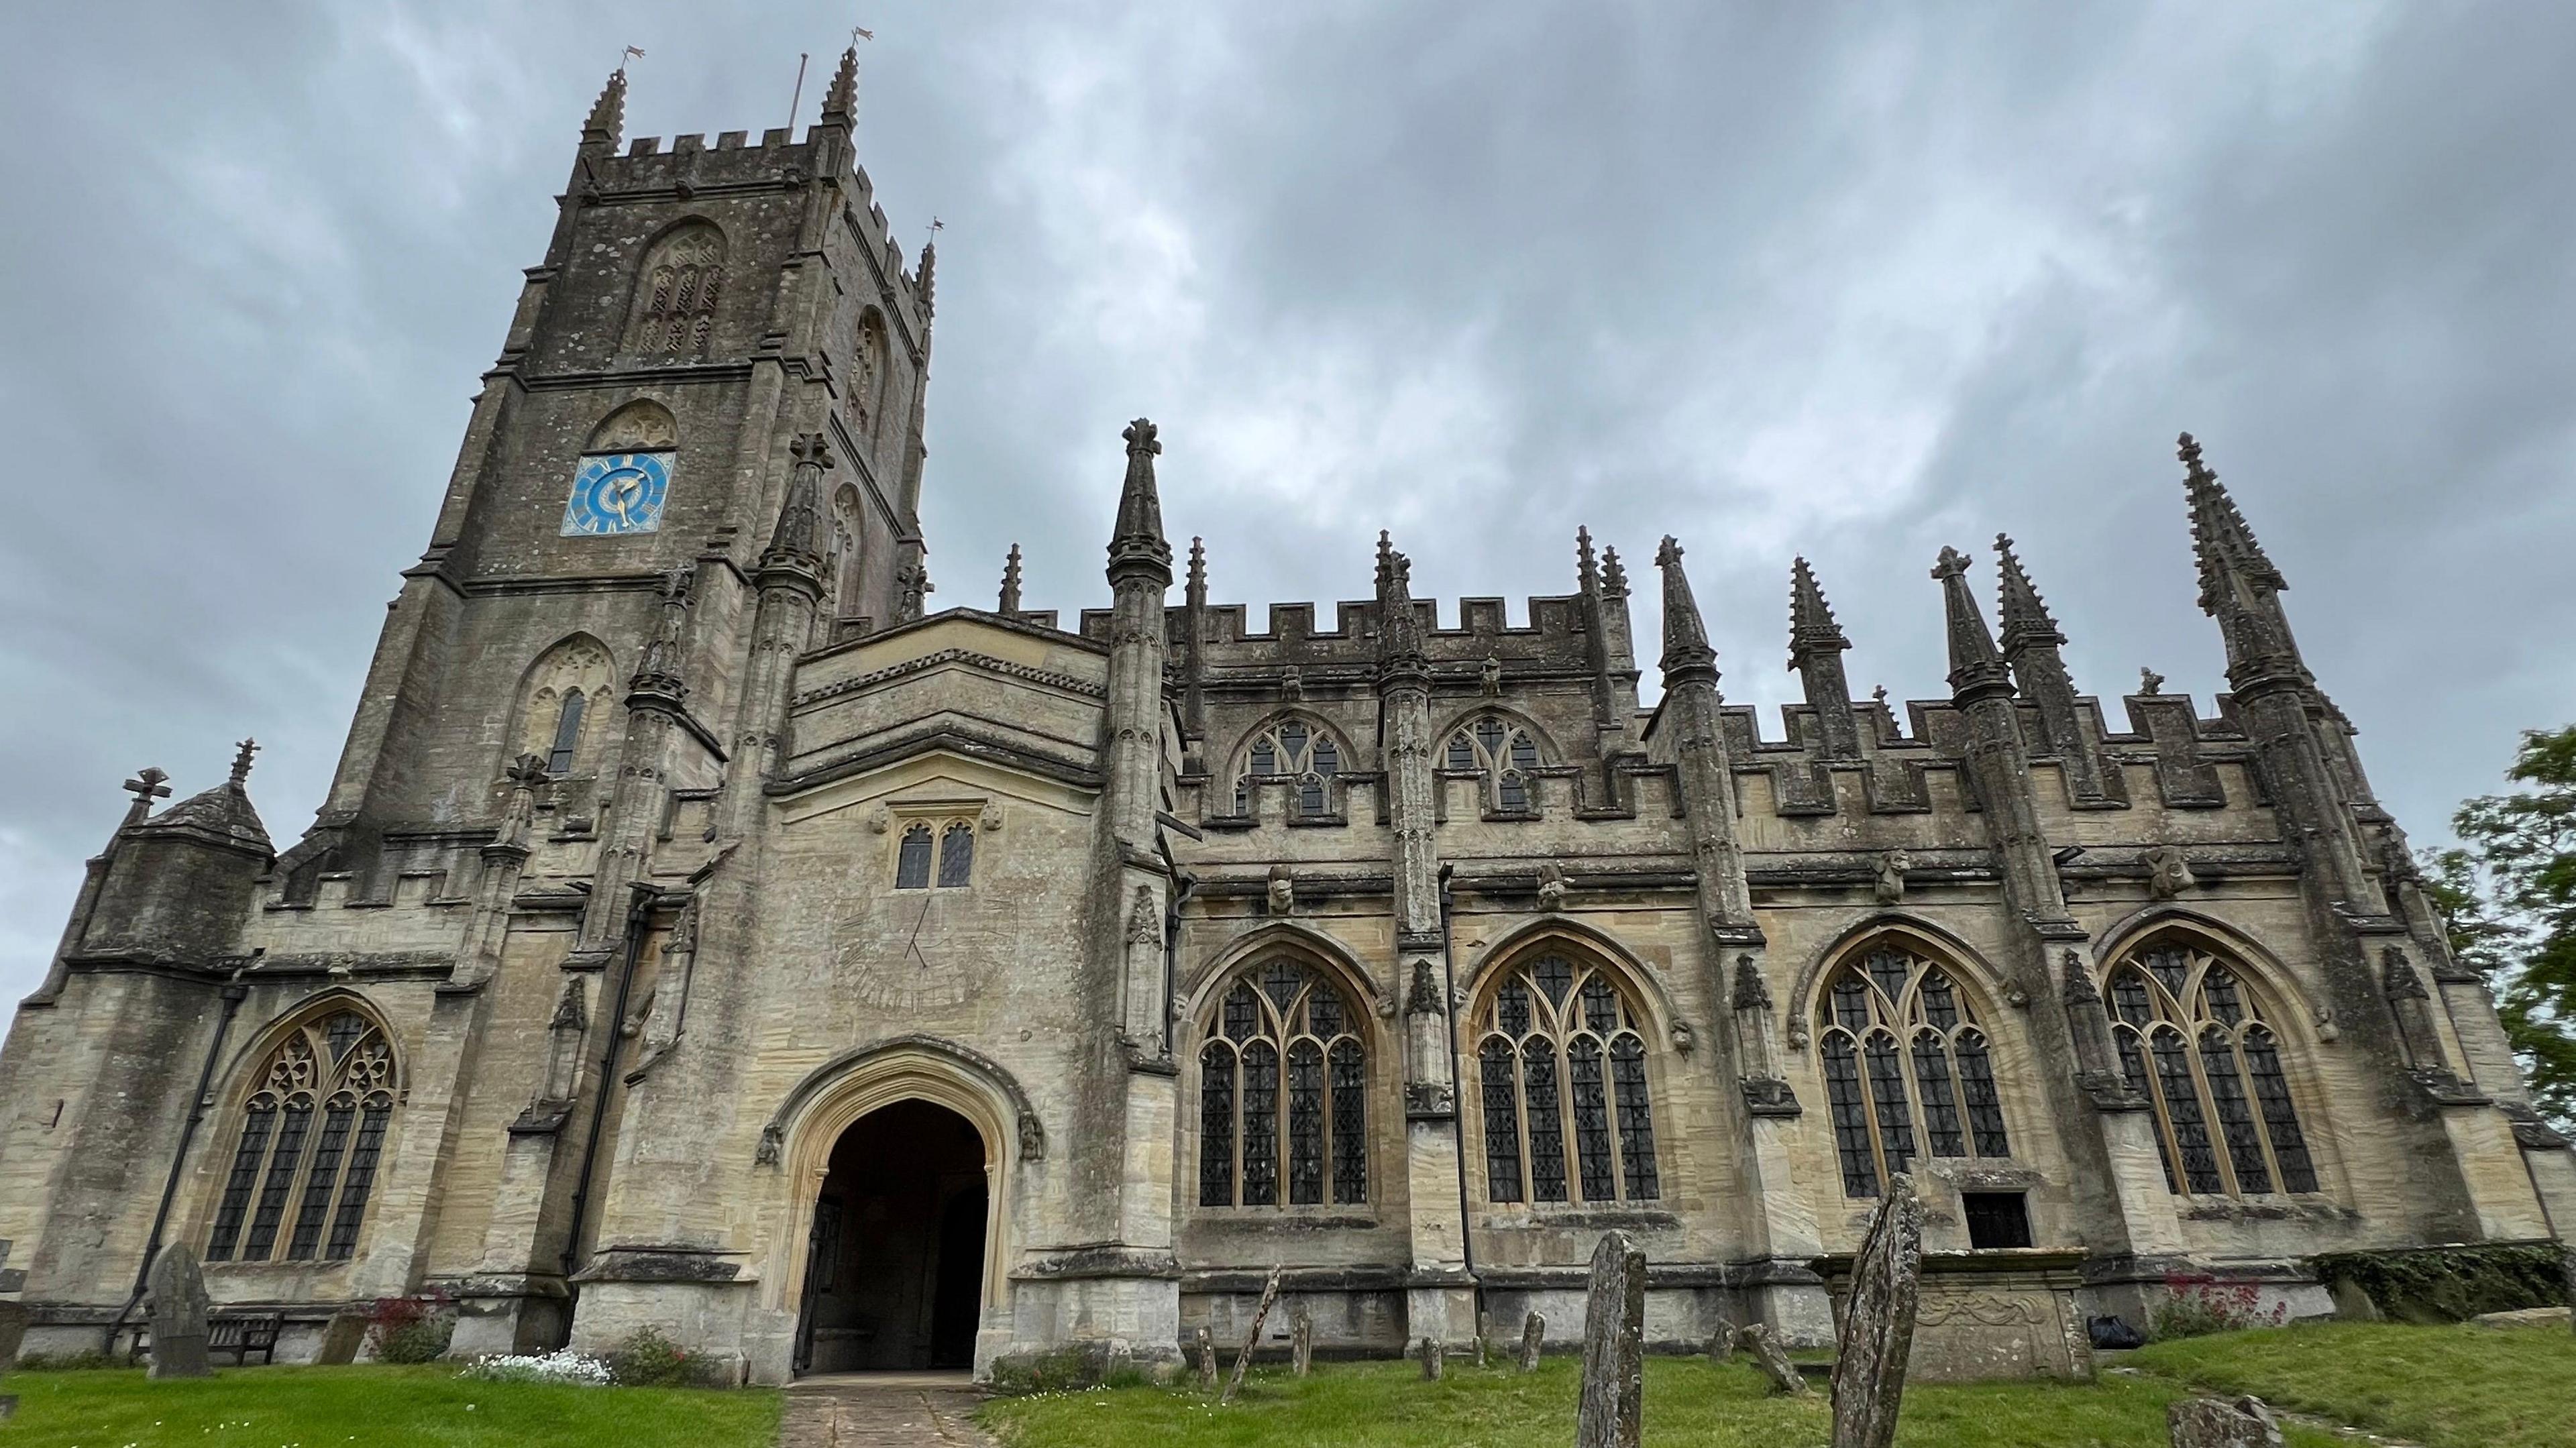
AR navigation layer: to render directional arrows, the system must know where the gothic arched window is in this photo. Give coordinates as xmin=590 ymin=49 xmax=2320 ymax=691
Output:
xmin=207 ymin=1005 xmax=398 ymax=1264
xmin=1472 ymin=952 xmax=1659 ymax=1205
xmin=1197 ymin=961 xmax=1367 ymax=1208
xmin=848 ymin=309 xmax=890 ymax=439
xmin=1231 ymin=718 xmax=1344 ymax=819
xmin=893 ymin=814 xmax=979 ymax=891
xmin=1815 ymin=944 xmax=2010 ymax=1198
xmin=1445 ymin=714 xmax=1545 ymax=815
xmin=629 ymin=220 xmax=727 ymax=357
xmin=2107 ymin=940 xmax=2319 ymax=1197
xmin=513 ymin=634 xmax=613 ymax=777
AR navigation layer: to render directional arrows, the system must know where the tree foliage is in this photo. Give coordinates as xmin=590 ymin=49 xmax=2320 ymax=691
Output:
xmin=2424 ymin=724 xmax=2576 ymax=1129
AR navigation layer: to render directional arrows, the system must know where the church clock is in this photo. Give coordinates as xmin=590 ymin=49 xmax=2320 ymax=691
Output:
xmin=560 ymin=451 xmax=674 ymax=536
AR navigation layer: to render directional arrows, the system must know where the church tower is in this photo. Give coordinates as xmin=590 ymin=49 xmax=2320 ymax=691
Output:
xmin=282 ymin=52 xmax=934 ymax=913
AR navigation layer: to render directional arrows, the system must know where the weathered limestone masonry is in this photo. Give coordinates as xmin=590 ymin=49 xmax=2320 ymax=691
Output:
xmin=3 ymin=56 xmax=2570 ymax=1386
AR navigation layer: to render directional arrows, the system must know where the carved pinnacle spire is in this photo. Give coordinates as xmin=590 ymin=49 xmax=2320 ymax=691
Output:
xmin=631 ymin=564 xmax=697 ymax=698
xmin=1186 ymin=536 xmax=1208 ymax=603
xmin=767 ymin=433 xmax=833 ymax=566
xmin=1375 ymin=531 xmax=1425 ymax=671
xmin=582 ymin=67 xmax=627 ymax=148
xmin=1786 ymin=556 xmax=1850 ymax=671
xmin=999 ymin=543 xmax=1024 ymax=613
xmin=1576 ymin=526 xmax=1601 ymax=596
xmin=228 ymin=738 xmax=260 ymax=788
xmin=819 ymin=45 xmax=859 ymax=127
xmin=2179 ymin=432 xmax=2284 ymax=612
xmin=1599 ymin=545 xmax=1627 ymax=600
xmin=1654 ymin=536 xmax=1717 ymax=683
xmin=1106 ymin=419 xmax=1172 ymax=586
xmin=914 ymin=226 xmax=938 ymax=324
xmin=1992 ymin=533 xmax=2063 ymax=656
xmin=1931 ymin=545 xmax=2011 ymax=700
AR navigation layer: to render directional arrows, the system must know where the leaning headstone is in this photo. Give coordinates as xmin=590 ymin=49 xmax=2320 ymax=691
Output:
xmin=2167 ymin=1396 xmax=2285 ymax=1448
xmin=1291 ymin=1311 xmax=1313 ymax=1376
xmin=1196 ymin=1325 xmax=1218 ymax=1388
xmin=146 ymin=1244 xmax=214 ymax=1379
xmin=317 ymin=1308 xmax=369 ymax=1365
xmin=1420 ymin=1335 xmax=1444 ymax=1379
xmin=1707 ymin=1319 xmax=1737 ymax=1363
xmin=1737 ymin=1323 xmax=1807 ymax=1396
xmin=1519 ymin=1311 xmax=1544 ymax=1372
xmin=1829 ymin=1173 xmax=1925 ymax=1448
xmin=1221 ymin=1265 xmax=1285 ymax=1404
xmin=1575 ymin=1230 xmax=1646 ymax=1448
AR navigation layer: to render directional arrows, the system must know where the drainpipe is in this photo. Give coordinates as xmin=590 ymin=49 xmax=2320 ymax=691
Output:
xmin=1157 ymin=835 xmax=1192 ymax=1060
xmin=1436 ymin=865 xmax=1481 ymax=1330
xmin=105 ymin=953 xmax=258 ymax=1353
xmin=559 ymin=883 xmax=656 ymax=1296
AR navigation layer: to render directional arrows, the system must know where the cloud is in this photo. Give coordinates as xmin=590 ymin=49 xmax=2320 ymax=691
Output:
xmin=3 ymin=1 xmax=2573 ymax=1004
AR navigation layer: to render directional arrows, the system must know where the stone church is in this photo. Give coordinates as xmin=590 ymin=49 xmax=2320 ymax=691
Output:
xmin=3 ymin=55 xmax=2568 ymax=1384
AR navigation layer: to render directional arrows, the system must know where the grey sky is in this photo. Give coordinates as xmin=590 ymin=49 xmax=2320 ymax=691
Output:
xmin=5 ymin=3 xmax=2573 ymax=1003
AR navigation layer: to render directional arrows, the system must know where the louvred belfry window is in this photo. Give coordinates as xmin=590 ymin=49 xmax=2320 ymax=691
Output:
xmin=207 ymin=1007 xmax=398 ymax=1264
xmin=1230 ymin=718 xmax=1344 ymax=819
xmin=1197 ymin=962 xmax=1367 ymax=1207
xmin=2107 ymin=941 xmax=2320 ymax=1198
xmin=629 ymin=221 xmax=726 ymax=357
xmin=1473 ymin=953 xmax=1659 ymax=1205
xmin=1444 ymin=715 xmax=1544 ymax=815
xmin=1815 ymin=945 xmax=2010 ymax=1199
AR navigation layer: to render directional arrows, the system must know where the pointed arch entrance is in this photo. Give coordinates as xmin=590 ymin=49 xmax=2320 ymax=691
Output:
xmin=794 ymin=1099 xmax=988 ymax=1372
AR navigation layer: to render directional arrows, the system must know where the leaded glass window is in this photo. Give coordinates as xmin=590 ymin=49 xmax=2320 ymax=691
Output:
xmin=1814 ymin=945 xmax=2011 ymax=1197
xmin=2106 ymin=942 xmax=2320 ymax=1196
xmin=207 ymin=1007 xmax=398 ymax=1264
xmin=1443 ymin=714 xmax=1546 ymax=816
xmin=1197 ymin=962 xmax=1368 ymax=1207
xmin=894 ymin=816 xmax=981 ymax=890
xmin=1473 ymin=953 xmax=1658 ymax=1204
xmin=1230 ymin=716 xmax=1345 ymax=819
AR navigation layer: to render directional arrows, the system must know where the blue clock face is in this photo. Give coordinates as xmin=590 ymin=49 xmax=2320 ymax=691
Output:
xmin=560 ymin=451 xmax=672 ymax=537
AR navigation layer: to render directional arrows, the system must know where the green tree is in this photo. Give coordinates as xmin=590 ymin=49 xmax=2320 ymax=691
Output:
xmin=2424 ymin=724 xmax=2576 ymax=1130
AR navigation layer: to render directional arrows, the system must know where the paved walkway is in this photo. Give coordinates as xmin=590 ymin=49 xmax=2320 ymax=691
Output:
xmin=779 ymin=1372 xmax=994 ymax=1448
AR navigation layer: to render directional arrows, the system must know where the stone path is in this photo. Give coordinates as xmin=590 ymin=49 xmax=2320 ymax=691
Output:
xmin=779 ymin=1373 xmax=994 ymax=1447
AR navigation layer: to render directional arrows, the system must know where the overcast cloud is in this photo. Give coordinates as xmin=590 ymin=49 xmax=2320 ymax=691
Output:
xmin=5 ymin=2 xmax=2573 ymax=1003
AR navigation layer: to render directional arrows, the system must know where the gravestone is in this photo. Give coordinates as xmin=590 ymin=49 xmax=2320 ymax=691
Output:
xmin=1707 ymin=1319 xmax=1737 ymax=1363
xmin=1420 ymin=1335 xmax=1443 ymax=1379
xmin=1575 ymin=1230 xmax=1645 ymax=1448
xmin=317 ymin=1308 xmax=369 ymax=1366
xmin=1291 ymin=1311 xmax=1313 ymax=1376
xmin=1474 ymin=1333 xmax=1488 ymax=1368
xmin=1196 ymin=1326 xmax=1218 ymax=1388
xmin=1737 ymin=1323 xmax=1807 ymax=1395
xmin=0 ymin=1392 xmax=17 ymax=1421
xmin=146 ymin=1244 xmax=214 ymax=1379
xmin=0 ymin=1298 xmax=27 ymax=1366
xmin=1829 ymin=1173 xmax=1925 ymax=1448
xmin=1519 ymin=1311 xmax=1544 ymax=1372
xmin=1221 ymin=1266 xmax=1284 ymax=1404
xmin=2167 ymin=1396 xmax=2285 ymax=1448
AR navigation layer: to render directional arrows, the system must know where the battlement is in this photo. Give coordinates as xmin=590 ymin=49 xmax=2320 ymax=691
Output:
xmin=1075 ymin=592 xmax=1605 ymax=670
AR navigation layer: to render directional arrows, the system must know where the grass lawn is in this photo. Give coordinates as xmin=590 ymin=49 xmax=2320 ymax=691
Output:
xmin=2136 ymin=1321 xmax=2576 ymax=1448
xmin=0 ymin=1363 xmax=782 ymax=1448
xmin=977 ymin=1355 xmax=2350 ymax=1448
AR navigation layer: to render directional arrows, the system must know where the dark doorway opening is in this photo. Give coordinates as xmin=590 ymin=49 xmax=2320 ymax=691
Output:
xmin=793 ymin=1099 xmax=988 ymax=1374
xmin=1963 ymin=1190 xmax=2034 ymax=1249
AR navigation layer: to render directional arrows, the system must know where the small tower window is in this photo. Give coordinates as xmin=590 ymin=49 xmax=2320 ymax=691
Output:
xmin=895 ymin=824 xmax=934 ymax=889
xmin=545 ymin=691 xmax=586 ymax=776
xmin=1230 ymin=718 xmax=1346 ymax=820
xmin=629 ymin=220 xmax=727 ymax=357
xmin=894 ymin=816 xmax=981 ymax=891
xmin=937 ymin=822 xmax=975 ymax=887
xmin=1445 ymin=714 xmax=1548 ymax=816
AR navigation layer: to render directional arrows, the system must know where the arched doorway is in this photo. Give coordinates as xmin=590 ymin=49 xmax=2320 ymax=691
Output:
xmin=793 ymin=1099 xmax=989 ymax=1373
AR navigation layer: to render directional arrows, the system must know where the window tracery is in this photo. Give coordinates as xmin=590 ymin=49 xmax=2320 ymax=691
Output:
xmin=1197 ymin=961 xmax=1367 ymax=1208
xmin=1815 ymin=944 xmax=2010 ymax=1198
xmin=847 ymin=310 xmax=890 ymax=439
xmin=629 ymin=221 xmax=727 ymax=357
xmin=207 ymin=1006 xmax=398 ymax=1264
xmin=1444 ymin=715 xmax=1545 ymax=814
xmin=1230 ymin=718 xmax=1344 ymax=819
xmin=514 ymin=636 xmax=613 ymax=777
xmin=1472 ymin=952 xmax=1658 ymax=1205
xmin=893 ymin=815 xmax=977 ymax=890
xmin=2106 ymin=940 xmax=2319 ymax=1196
